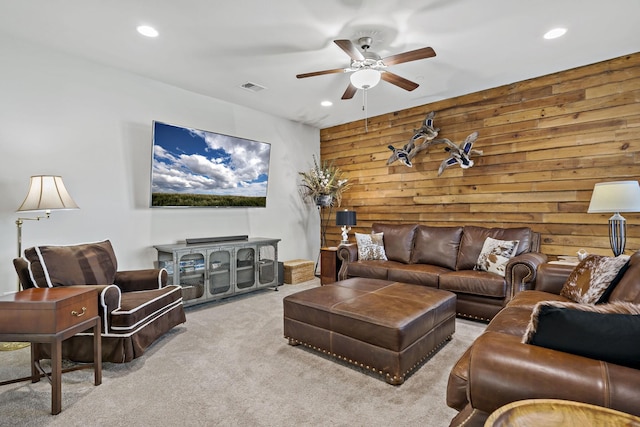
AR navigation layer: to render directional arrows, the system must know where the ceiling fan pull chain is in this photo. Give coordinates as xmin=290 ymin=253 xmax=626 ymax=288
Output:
xmin=363 ymin=88 xmax=368 ymax=132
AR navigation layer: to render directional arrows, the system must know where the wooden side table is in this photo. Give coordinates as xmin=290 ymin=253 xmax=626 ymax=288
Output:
xmin=0 ymin=287 xmax=102 ymax=415
xmin=320 ymin=247 xmax=341 ymax=285
xmin=485 ymin=399 xmax=640 ymax=426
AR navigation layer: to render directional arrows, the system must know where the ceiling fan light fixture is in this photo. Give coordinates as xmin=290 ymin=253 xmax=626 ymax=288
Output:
xmin=350 ymin=69 xmax=381 ymax=89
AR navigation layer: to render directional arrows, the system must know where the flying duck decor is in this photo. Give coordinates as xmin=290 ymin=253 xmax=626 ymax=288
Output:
xmin=386 ymin=112 xmax=439 ymax=167
xmin=435 ymin=131 xmax=483 ymax=176
xmin=386 ymin=111 xmax=483 ymax=175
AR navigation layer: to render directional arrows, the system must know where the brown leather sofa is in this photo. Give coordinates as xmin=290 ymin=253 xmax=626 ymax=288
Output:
xmin=337 ymin=223 xmax=547 ymax=321
xmin=446 ymin=251 xmax=640 ymax=426
xmin=15 ymin=240 xmax=186 ymax=363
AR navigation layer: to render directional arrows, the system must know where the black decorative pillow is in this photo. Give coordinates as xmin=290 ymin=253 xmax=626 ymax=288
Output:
xmin=474 ymin=237 xmax=519 ymax=277
xmin=355 ymin=232 xmax=387 ymax=261
xmin=522 ymin=300 xmax=640 ymax=369
xmin=560 ymin=254 xmax=630 ymax=304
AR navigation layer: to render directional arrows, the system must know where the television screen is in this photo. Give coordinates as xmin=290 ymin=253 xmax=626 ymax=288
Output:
xmin=150 ymin=121 xmax=271 ymax=207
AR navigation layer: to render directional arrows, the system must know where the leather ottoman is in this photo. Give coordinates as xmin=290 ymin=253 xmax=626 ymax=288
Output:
xmin=283 ymin=277 xmax=456 ymax=385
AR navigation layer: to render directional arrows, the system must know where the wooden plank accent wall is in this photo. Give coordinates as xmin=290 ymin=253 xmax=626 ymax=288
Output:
xmin=320 ymin=52 xmax=640 ymax=257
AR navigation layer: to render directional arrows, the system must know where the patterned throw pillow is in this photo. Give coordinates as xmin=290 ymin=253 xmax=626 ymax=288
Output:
xmin=355 ymin=232 xmax=387 ymax=261
xmin=474 ymin=237 xmax=519 ymax=277
xmin=560 ymin=254 xmax=630 ymax=304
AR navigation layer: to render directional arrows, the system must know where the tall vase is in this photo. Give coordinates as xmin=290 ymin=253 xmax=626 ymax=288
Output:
xmin=315 ymin=194 xmax=333 ymax=207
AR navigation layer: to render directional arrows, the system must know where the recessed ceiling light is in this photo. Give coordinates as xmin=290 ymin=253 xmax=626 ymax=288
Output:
xmin=321 ymin=101 xmax=333 ymax=107
xmin=544 ymin=28 xmax=567 ymax=40
xmin=137 ymin=25 xmax=159 ymax=38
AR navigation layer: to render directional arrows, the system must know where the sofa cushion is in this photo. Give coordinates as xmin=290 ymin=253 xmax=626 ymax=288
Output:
xmin=387 ymin=263 xmax=449 ymax=288
xmin=411 ymin=225 xmax=462 ymax=270
xmin=475 ymin=237 xmax=519 ymax=277
xmin=24 ymin=240 xmax=118 ymax=288
xmin=355 ymin=232 xmax=387 ymax=261
xmin=560 ymin=254 xmax=630 ymax=304
xmin=456 ymin=226 xmax=532 ymax=270
xmin=439 ymin=270 xmax=506 ymax=298
xmin=372 ymin=223 xmax=417 ymax=264
xmin=109 ymin=285 xmax=183 ymax=334
xmin=522 ymin=300 xmax=640 ymax=369
xmin=347 ymin=260 xmax=394 ymax=280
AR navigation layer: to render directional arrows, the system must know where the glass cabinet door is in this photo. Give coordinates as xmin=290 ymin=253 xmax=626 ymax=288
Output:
xmin=258 ymin=244 xmax=277 ymax=285
xmin=178 ymin=252 xmax=206 ymax=302
xmin=236 ymin=247 xmax=255 ymax=289
xmin=208 ymin=249 xmax=232 ymax=296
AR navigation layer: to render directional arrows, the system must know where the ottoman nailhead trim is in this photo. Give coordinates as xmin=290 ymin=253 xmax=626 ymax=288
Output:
xmin=284 ymin=335 xmax=453 ymax=384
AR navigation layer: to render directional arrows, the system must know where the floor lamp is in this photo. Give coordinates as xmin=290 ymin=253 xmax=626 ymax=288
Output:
xmin=1 ymin=176 xmax=79 ymax=352
xmin=587 ymin=181 xmax=640 ymax=256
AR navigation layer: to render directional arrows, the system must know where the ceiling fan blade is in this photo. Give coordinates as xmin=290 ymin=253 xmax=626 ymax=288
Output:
xmin=296 ymin=68 xmax=346 ymax=79
xmin=381 ymin=72 xmax=419 ymax=91
xmin=341 ymin=83 xmax=358 ymax=100
xmin=334 ymin=39 xmax=365 ymax=61
xmin=382 ymin=47 xmax=436 ymax=66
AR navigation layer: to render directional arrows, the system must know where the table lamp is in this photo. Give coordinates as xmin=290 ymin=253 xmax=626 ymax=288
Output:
xmin=336 ymin=210 xmax=357 ymax=244
xmin=587 ymin=180 xmax=640 ymax=256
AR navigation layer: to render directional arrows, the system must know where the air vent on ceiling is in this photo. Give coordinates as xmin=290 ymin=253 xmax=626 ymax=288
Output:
xmin=240 ymin=82 xmax=267 ymax=93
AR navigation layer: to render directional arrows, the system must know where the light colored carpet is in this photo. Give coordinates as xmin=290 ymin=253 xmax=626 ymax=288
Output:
xmin=0 ymin=279 xmax=485 ymax=426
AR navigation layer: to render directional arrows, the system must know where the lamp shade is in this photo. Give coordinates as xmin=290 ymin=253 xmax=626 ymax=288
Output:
xmin=336 ymin=210 xmax=357 ymax=226
xmin=17 ymin=175 xmax=79 ymax=212
xmin=349 ymin=69 xmax=381 ymax=89
xmin=587 ymin=181 xmax=640 ymax=213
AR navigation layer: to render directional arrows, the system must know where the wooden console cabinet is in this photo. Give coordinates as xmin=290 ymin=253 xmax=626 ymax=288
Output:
xmin=154 ymin=237 xmax=280 ymax=307
xmin=320 ymin=247 xmax=341 ymax=285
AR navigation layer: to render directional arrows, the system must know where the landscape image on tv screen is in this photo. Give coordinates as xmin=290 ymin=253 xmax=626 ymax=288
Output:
xmin=150 ymin=121 xmax=271 ymax=207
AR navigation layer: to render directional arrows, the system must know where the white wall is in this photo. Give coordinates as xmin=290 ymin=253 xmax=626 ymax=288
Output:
xmin=0 ymin=36 xmax=321 ymax=295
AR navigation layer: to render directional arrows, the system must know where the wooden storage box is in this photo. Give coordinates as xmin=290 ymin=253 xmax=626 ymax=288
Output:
xmin=283 ymin=259 xmax=315 ymax=284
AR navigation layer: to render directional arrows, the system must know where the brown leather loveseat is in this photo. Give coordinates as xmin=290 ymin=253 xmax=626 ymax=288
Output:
xmin=446 ymin=251 xmax=640 ymax=426
xmin=337 ymin=223 xmax=547 ymax=321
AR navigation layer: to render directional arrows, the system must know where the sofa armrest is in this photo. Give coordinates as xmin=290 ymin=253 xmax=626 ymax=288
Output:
xmin=114 ymin=268 xmax=167 ymax=292
xmin=67 ymin=284 xmax=120 ymax=333
xmin=337 ymin=243 xmax=358 ymax=280
xmin=467 ymin=331 xmax=640 ymax=417
xmin=534 ymin=262 xmax=575 ymax=294
xmin=504 ymin=252 xmax=548 ymax=298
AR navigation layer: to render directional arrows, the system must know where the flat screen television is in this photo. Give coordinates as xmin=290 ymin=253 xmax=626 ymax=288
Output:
xmin=150 ymin=121 xmax=271 ymax=207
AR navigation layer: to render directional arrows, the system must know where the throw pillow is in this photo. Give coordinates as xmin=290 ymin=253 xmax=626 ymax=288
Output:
xmin=522 ymin=300 xmax=640 ymax=369
xmin=355 ymin=232 xmax=387 ymax=261
xmin=474 ymin=237 xmax=519 ymax=277
xmin=597 ymin=259 xmax=631 ymax=303
xmin=560 ymin=254 xmax=630 ymax=304
xmin=24 ymin=240 xmax=118 ymax=288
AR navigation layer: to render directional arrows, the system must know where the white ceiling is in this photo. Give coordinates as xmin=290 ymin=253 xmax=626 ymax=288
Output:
xmin=1 ymin=0 xmax=639 ymax=129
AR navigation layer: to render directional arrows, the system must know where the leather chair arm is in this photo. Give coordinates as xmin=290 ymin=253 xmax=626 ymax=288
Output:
xmin=467 ymin=331 xmax=640 ymax=417
xmin=534 ymin=262 xmax=575 ymax=294
xmin=337 ymin=243 xmax=358 ymax=280
xmin=503 ymin=252 xmax=548 ymax=303
xmin=114 ymin=269 xmax=167 ymax=292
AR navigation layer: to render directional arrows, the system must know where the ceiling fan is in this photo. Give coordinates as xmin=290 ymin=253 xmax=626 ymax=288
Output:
xmin=296 ymin=37 xmax=436 ymax=100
